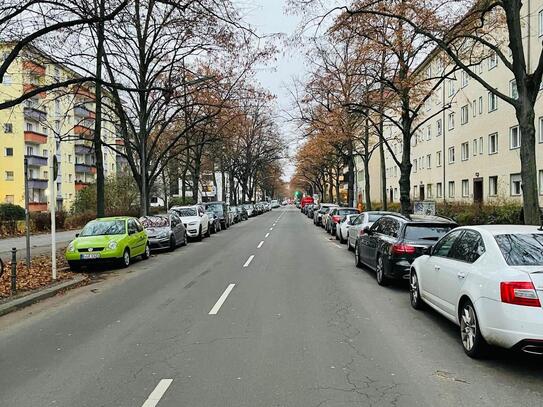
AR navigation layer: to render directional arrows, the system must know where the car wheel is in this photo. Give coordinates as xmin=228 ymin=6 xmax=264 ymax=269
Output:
xmin=182 ymin=232 xmax=188 ymax=246
xmin=197 ymin=226 xmax=203 ymax=241
xmin=68 ymin=261 xmax=81 ymax=272
xmin=205 ymin=223 xmax=211 ymax=237
xmin=375 ymin=256 xmax=389 ymax=286
xmin=347 ymin=237 xmax=353 ymax=251
xmin=122 ymin=248 xmax=131 ymax=267
xmin=142 ymin=243 xmax=151 ymax=260
xmin=460 ymin=300 xmax=488 ymax=358
xmin=169 ymin=235 xmax=176 ymax=251
xmin=355 ymin=243 xmax=363 ymax=268
xmin=339 ymin=230 xmax=346 ymax=244
xmin=410 ymin=271 xmax=424 ymax=310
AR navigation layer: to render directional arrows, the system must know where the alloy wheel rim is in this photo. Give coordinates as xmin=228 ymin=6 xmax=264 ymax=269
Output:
xmin=146 ymin=245 xmax=150 ymax=257
xmin=461 ymin=305 xmax=477 ymax=351
xmin=124 ymin=251 xmax=130 ymax=265
xmin=355 ymin=245 xmax=359 ymax=264
xmin=410 ymin=274 xmax=418 ymax=304
xmin=377 ymin=258 xmax=383 ymax=281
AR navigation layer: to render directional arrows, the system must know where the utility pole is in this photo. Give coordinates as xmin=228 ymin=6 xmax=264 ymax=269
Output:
xmin=24 ymin=158 xmax=30 ymax=269
xmin=50 ymin=153 xmax=58 ymax=280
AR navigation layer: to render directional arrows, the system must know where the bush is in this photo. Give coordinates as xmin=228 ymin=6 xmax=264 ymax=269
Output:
xmin=436 ymin=202 xmax=522 ymax=225
xmin=29 ymin=211 xmax=68 ymax=232
xmin=0 ymin=203 xmax=25 ymax=221
xmin=65 ymin=211 xmax=97 ymax=229
xmin=168 ymin=197 xmax=193 ymax=208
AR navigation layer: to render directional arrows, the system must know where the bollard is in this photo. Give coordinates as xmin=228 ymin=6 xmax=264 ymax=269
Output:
xmin=11 ymin=248 xmax=16 ymax=296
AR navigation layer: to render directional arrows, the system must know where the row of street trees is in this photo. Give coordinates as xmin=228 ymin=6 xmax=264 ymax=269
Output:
xmin=289 ymin=0 xmax=542 ymax=224
xmin=1 ymin=0 xmax=285 ymax=216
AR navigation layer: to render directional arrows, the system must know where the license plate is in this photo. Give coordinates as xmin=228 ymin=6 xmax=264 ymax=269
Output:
xmin=81 ymin=253 xmax=100 ymax=259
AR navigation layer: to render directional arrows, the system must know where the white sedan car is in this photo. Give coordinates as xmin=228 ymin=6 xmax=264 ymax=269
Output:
xmin=170 ymin=205 xmax=210 ymax=240
xmin=346 ymin=211 xmax=392 ymax=251
xmin=335 ymin=214 xmax=360 ymax=243
xmin=410 ymin=225 xmax=543 ymax=358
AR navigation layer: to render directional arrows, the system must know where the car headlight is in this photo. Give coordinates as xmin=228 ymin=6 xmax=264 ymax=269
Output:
xmin=156 ymin=231 xmax=169 ymax=239
xmin=67 ymin=242 xmax=75 ymax=252
xmin=188 ymin=221 xmax=198 ymax=226
xmin=108 ymin=241 xmax=118 ymax=250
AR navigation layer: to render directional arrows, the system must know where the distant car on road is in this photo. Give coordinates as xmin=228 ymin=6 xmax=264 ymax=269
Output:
xmin=140 ymin=213 xmax=187 ymax=251
xmin=170 ymin=205 xmax=210 ymax=241
xmin=335 ymin=213 xmax=361 ymax=243
xmin=315 ymin=204 xmax=338 ymax=227
xmin=355 ymin=214 xmax=457 ymax=286
xmin=242 ymin=203 xmax=255 ymax=217
xmin=204 ymin=201 xmax=230 ymax=230
xmin=66 ymin=216 xmax=150 ymax=271
xmin=271 ymin=199 xmax=280 ymax=208
xmin=410 ymin=225 xmax=543 ymax=358
xmin=300 ymin=196 xmax=314 ymax=210
xmin=347 ymin=211 xmax=394 ymax=251
xmin=325 ymin=207 xmax=360 ymax=235
xmin=206 ymin=208 xmax=222 ymax=234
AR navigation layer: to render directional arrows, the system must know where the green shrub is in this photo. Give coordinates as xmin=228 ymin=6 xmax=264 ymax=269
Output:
xmin=168 ymin=197 xmax=193 ymax=208
xmin=64 ymin=211 xmax=97 ymax=229
xmin=29 ymin=211 xmax=68 ymax=232
xmin=0 ymin=204 xmax=25 ymax=221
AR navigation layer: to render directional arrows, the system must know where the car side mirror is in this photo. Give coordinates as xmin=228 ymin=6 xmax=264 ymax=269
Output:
xmin=423 ymin=246 xmax=433 ymax=256
xmin=75 ymin=233 xmax=79 ymax=238
xmin=363 ymin=226 xmax=372 ymax=235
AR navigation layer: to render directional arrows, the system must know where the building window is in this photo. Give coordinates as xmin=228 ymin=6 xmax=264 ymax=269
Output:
xmin=510 ymin=126 xmax=521 ymax=149
xmin=472 ymin=99 xmax=477 ymax=117
xmin=448 ymin=146 xmax=456 ymax=164
xmin=510 ymin=173 xmax=522 ymax=196
xmin=26 ymin=146 xmax=34 ymax=156
xmin=3 ymin=123 xmax=13 ymax=133
xmin=448 ymin=112 xmax=455 ymax=130
xmin=539 ymin=9 xmax=543 ymax=36
xmin=479 ymin=136 xmax=484 ymax=154
xmin=426 ymin=154 xmax=431 ymax=169
xmin=478 ymin=96 xmax=483 ymax=114
xmin=436 ymin=119 xmax=442 ymax=136
xmin=489 ymin=133 xmax=498 ymax=154
xmin=448 ymin=181 xmax=455 ymax=198
xmin=461 ymin=71 xmax=468 ymax=88
xmin=26 ymin=122 xmax=33 ymax=132
xmin=68 ymin=174 xmax=72 ymax=182
xmin=427 ymin=184 xmax=433 ymax=198
xmin=5 ymin=171 xmax=14 ymax=181
xmin=489 ymin=176 xmax=498 ymax=196
xmin=461 ymin=142 xmax=469 ymax=161
xmin=539 ymin=117 xmax=543 ymax=143
xmin=43 ymin=149 xmax=48 ymax=157
xmin=436 ymin=150 xmax=442 ymax=167
xmin=448 ymin=79 xmax=456 ymax=97
xmin=473 ymin=139 xmax=478 ymax=156
xmin=488 ymin=52 xmax=498 ymax=69
xmin=437 ymin=182 xmax=443 ymax=198
xmin=540 ymin=171 xmax=543 ymax=195
xmin=413 ymin=160 xmax=418 ymax=173
xmin=510 ymin=80 xmax=518 ymax=100
xmin=394 ymin=188 xmax=398 ymax=200
xmin=5 ymin=147 xmax=13 ymax=156
xmin=461 ymin=105 xmax=469 ymax=124
xmin=426 ymin=125 xmax=431 ymax=140
xmin=4 ymin=195 xmax=14 ymax=204
xmin=413 ymin=186 xmax=418 ymax=199
xmin=462 ymin=179 xmax=469 ymax=197
xmin=488 ymin=92 xmax=498 ymax=112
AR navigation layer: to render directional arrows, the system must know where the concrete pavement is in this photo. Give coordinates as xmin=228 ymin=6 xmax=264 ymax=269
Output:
xmin=0 ymin=207 xmax=542 ymax=406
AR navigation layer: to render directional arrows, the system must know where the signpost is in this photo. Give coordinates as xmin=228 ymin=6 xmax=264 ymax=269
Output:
xmin=50 ymin=155 xmax=58 ymax=280
xmin=24 ymin=158 xmax=30 ymax=269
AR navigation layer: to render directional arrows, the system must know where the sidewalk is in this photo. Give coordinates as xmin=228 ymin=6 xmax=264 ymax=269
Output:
xmin=0 ymin=230 xmax=79 ymax=261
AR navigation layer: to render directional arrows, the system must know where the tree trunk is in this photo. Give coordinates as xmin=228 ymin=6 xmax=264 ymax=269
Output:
xmin=363 ymin=158 xmax=372 ymax=210
xmin=347 ymin=149 xmax=355 ymax=207
xmin=328 ymin=170 xmax=334 ymax=203
xmin=517 ymin=106 xmax=540 ymax=224
xmin=379 ymin=140 xmax=387 ymax=210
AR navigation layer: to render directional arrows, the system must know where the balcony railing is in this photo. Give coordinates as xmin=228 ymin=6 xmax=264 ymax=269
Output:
xmin=25 ymin=155 xmax=48 ymax=167
xmin=75 ymin=144 xmax=93 ymax=155
xmin=23 ymin=107 xmax=47 ymax=122
xmin=74 ymin=124 xmax=93 ymax=137
xmin=24 ymin=130 xmax=48 ymax=144
xmin=75 ymin=181 xmax=90 ymax=191
xmin=75 ymin=163 xmax=96 ymax=174
xmin=28 ymin=202 xmax=48 ymax=212
xmin=74 ymin=106 xmax=95 ymax=119
xmin=28 ymin=178 xmax=48 ymax=189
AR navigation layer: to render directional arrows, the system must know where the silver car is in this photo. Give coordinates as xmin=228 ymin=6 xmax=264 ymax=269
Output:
xmin=140 ymin=213 xmax=187 ymax=251
xmin=346 ymin=211 xmax=394 ymax=251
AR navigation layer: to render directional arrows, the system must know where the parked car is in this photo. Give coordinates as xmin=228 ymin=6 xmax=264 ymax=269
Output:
xmin=229 ymin=206 xmax=239 ymax=223
xmin=335 ymin=214 xmax=361 ymax=243
xmin=318 ymin=204 xmax=339 ymax=228
xmin=355 ymin=214 xmax=457 ymax=286
xmin=325 ymin=207 xmax=360 ymax=235
xmin=346 ymin=211 xmax=394 ymax=251
xmin=410 ymin=225 xmax=543 ymax=358
xmin=271 ymin=199 xmax=280 ymax=208
xmin=140 ymin=213 xmax=187 ymax=251
xmin=306 ymin=204 xmax=316 ymax=219
xmin=66 ymin=216 xmax=150 ymax=271
xmin=204 ymin=201 xmax=230 ymax=230
xmin=300 ymin=196 xmax=314 ymax=210
xmin=238 ymin=206 xmax=248 ymax=221
xmin=170 ymin=205 xmax=210 ymax=240
xmin=243 ymin=203 xmax=255 ymax=217
xmin=313 ymin=203 xmax=337 ymax=226
xmin=206 ymin=208 xmax=222 ymax=233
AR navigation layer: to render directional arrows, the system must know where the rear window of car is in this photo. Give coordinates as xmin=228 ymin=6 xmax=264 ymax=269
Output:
xmin=495 ymin=233 xmax=543 ymax=266
xmin=368 ymin=214 xmax=383 ymax=222
xmin=338 ymin=209 xmax=358 ymax=215
xmin=140 ymin=216 xmax=168 ymax=228
xmin=404 ymin=224 xmax=456 ymax=241
xmin=205 ymin=204 xmax=224 ymax=214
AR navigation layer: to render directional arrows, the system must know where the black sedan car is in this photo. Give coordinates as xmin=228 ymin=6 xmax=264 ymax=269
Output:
xmin=140 ymin=213 xmax=187 ymax=251
xmin=206 ymin=209 xmax=222 ymax=234
xmin=204 ymin=201 xmax=230 ymax=229
xmin=355 ymin=214 xmax=457 ymax=286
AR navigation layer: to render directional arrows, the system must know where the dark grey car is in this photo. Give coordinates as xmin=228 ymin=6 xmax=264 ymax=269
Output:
xmin=140 ymin=213 xmax=187 ymax=251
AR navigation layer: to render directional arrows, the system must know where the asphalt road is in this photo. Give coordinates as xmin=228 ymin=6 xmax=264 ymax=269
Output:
xmin=0 ymin=207 xmax=542 ymax=406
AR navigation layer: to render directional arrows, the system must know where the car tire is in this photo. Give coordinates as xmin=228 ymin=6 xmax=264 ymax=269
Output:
xmin=409 ymin=270 xmax=425 ymax=310
xmin=169 ymin=235 xmax=176 ymax=251
xmin=197 ymin=226 xmax=203 ymax=241
xmin=347 ymin=237 xmax=353 ymax=251
xmin=355 ymin=243 xmax=363 ymax=268
xmin=460 ymin=300 xmax=488 ymax=358
xmin=375 ymin=256 xmax=389 ymax=286
xmin=68 ymin=261 xmax=81 ymax=272
xmin=142 ymin=244 xmax=151 ymax=260
xmin=182 ymin=232 xmax=188 ymax=246
xmin=205 ymin=224 xmax=211 ymax=237
xmin=339 ymin=231 xmax=346 ymax=244
xmin=121 ymin=249 xmax=131 ymax=268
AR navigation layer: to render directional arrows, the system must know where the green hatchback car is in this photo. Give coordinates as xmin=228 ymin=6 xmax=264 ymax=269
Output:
xmin=66 ymin=216 xmax=150 ymax=271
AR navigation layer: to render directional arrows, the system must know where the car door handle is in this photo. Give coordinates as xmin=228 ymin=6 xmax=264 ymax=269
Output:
xmin=434 ymin=265 xmax=440 ymax=271
xmin=457 ymin=271 xmax=467 ymax=279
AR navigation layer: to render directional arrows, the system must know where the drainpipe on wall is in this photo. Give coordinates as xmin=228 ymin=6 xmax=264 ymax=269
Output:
xmin=442 ymin=75 xmax=447 ymax=204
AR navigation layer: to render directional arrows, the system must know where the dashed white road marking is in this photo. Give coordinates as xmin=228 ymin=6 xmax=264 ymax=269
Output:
xmin=257 ymin=241 xmax=264 ymax=249
xmin=243 ymin=255 xmax=255 ymax=268
xmin=334 ymin=244 xmax=342 ymax=249
xmin=141 ymin=379 xmax=173 ymax=407
xmin=208 ymin=284 xmax=236 ymax=315
xmin=265 ymin=233 xmax=270 ymax=238
xmin=269 ymin=227 xmax=274 ymax=231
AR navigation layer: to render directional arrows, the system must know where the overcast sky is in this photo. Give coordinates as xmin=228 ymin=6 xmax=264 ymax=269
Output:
xmin=242 ymin=0 xmax=307 ymax=181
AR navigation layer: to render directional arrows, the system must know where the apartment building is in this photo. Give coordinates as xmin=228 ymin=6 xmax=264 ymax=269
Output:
xmin=357 ymin=3 xmax=543 ymax=207
xmin=0 ymin=44 xmax=121 ymax=211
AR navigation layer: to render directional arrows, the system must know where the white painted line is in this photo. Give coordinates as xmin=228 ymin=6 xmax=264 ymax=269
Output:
xmin=243 ymin=255 xmax=255 ymax=268
xmin=269 ymin=227 xmax=273 ymax=231
xmin=265 ymin=232 xmax=270 ymax=238
xmin=142 ymin=379 xmax=173 ymax=407
xmin=334 ymin=244 xmax=342 ymax=249
xmin=208 ymin=284 xmax=236 ymax=315
xmin=272 ymin=223 xmax=276 ymax=227
xmin=257 ymin=241 xmax=264 ymax=249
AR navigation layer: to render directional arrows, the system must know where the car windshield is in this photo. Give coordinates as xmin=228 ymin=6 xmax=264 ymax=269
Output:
xmin=206 ymin=204 xmax=223 ymax=214
xmin=368 ymin=214 xmax=383 ymax=222
xmin=495 ymin=233 xmax=543 ymax=266
xmin=338 ymin=209 xmax=358 ymax=216
xmin=140 ymin=216 xmax=169 ymax=228
xmin=80 ymin=220 xmax=125 ymax=236
xmin=176 ymin=208 xmax=197 ymax=216
xmin=404 ymin=225 xmax=455 ymax=241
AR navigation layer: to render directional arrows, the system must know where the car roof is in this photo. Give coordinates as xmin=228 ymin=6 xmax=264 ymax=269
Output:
xmin=95 ymin=216 xmax=131 ymax=221
xmin=205 ymin=201 xmax=225 ymax=204
xmin=336 ymin=207 xmax=358 ymax=211
xmin=460 ymin=225 xmax=543 ymax=235
xmin=383 ymin=213 xmax=457 ymax=224
xmin=171 ymin=205 xmax=198 ymax=209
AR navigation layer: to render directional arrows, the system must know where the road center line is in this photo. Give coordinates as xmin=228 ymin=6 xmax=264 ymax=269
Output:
xmin=269 ymin=227 xmax=273 ymax=231
xmin=257 ymin=241 xmax=264 ymax=248
xmin=141 ymin=379 xmax=173 ymax=407
xmin=265 ymin=232 xmax=270 ymax=238
xmin=208 ymin=284 xmax=236 ymax=315
xmin=243 ymin=255 xmax=255 ymax=268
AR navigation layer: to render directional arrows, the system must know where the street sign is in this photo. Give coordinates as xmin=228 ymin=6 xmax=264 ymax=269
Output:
xmin=53 ymin=156 xmax=59 ymax=180
xmin=414 ymin=201 xmax=436 ymax=216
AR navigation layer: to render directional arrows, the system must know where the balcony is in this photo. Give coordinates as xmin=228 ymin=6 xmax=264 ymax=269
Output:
xmin=75 ymin=163 xmax=96 ymax=174
xmin=75 ymin=181 xmax=90 ymax=191
xmin=23 ymin=60 xmax=46 ymax=76
xmin=74 ymin=106 xmax=95 ymax=119
xmin=29 ymin=202 xmax=48 ymax=212
xmin=75 ymin=144 xmax=93 ymax=155
xmin=25 ymin=154 xmax=48 ymax=167
xmin=23 ymin=107 xmax=47 ymax=122
xmin=24 ymin=130 xmax=48 ymax=144
xmin=74 ymin=124 xmax=93 ymax=137
xmin=23 ymin=83 xmax=46 ymax=98
xmin=28 ymin=178 xmax=48 ymax=189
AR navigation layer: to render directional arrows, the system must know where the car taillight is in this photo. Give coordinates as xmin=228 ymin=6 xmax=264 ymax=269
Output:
xmin=332 ymin=215 xmax=341 ymax=223
xmin=391 ymin=243 xmax=416 ymax=255
xmin=500 ymin=281 xmax=541 ymax=307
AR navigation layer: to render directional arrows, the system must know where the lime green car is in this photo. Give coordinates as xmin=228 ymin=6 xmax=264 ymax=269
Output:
xmin=66 ymin=216 xmax=150 ymax=271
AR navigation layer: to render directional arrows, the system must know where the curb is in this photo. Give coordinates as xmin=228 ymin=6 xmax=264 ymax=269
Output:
xmin=0 ymin=274 xmax=86 ymax=317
